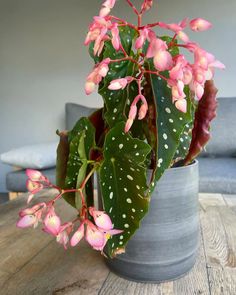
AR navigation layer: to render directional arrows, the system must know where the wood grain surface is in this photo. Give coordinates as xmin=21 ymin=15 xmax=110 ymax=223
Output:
xmin=0 ymin=192 xmax=236 ymax=295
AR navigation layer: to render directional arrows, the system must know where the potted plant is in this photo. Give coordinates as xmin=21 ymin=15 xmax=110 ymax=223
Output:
xmin=16 ymin=0 xmax=224 ymax=283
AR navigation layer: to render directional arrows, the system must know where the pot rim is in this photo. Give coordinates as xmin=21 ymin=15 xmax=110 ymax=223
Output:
xmin=148 ymin=159 xmax=198 ymax=172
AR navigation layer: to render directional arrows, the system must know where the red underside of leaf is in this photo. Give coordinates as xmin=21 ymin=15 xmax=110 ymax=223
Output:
xmin=184 ymin=80 xmax=218 ymax=165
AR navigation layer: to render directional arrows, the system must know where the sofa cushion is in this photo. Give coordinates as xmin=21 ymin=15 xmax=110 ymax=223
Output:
xmin=65 ymin=103 xmax=97 ymax=130
xmin=0 ymin=142 xmax=58 ymax=169
xmin=6 ymin=168 xmax=56 ymax=192
xmin=202 ymin=97 xmax=236 ymax=157
xmin=198 ymin=157 xmax=236 ymax=194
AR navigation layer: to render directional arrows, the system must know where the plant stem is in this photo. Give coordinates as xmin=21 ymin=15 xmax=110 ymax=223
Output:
xmin=110 ymin=56 xmax=144 ymax=72
xmin=120 ymin=43 xmax=128 ymax=57
xmin=81 ymin=165 xmax=98 ymax=190
xmin=144 ymin=70 xmax=169 ymax=82
xmin=138 ymin=14 xmax=142 ymax=27
xmin=110 ymin=16 xmax=138 ymax=31
xmin=138 ymin=22 xmax=160 ymax=30
xmin=125 ymin=0 xmax=139 ymax=15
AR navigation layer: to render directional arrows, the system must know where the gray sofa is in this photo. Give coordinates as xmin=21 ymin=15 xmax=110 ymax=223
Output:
xmin=5 ymin=98 xmax=236 ymax=194
xmin=198 ymin=97 xmax=236 ymax=194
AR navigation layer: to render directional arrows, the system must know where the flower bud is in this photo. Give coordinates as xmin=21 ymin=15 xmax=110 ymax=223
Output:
xmin=138 ymin=103 xmax=148 ymax=120
xmin=190 ymin=18 xmax=212 ymax=32
xmin=125 ymin=118 xmax=134 ymax=133
xmin=175 ymin=98 xmax=187 ymax=113
xmin=70 ymin=223 xmax=85 ymax=247
xmin=85 ymin=81 xmax=96 ymax=95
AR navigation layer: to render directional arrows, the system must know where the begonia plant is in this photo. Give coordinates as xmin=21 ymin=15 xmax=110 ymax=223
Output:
xmin=17 ymin=0 xmax=224 ymax=258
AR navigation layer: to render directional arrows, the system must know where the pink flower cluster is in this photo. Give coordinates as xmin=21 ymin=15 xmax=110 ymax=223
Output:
xmin=71 ymin=208 xmax=122 ymax=251
xmin=85 ymin=58 xmax=111 ymax=95
xmin=25 ymin=169 xmax=49 ymax=203
xmin=84 ymin=0 xmax=225 ymax=131
xmin=16 ymin=170 xmax=122 ymax=252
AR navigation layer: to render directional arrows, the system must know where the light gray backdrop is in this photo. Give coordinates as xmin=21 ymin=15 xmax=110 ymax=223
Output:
xmin=0 ymin=0 xmax=235 ymax=192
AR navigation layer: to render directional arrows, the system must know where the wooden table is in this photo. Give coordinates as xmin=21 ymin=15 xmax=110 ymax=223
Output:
xmin=1 ymin=192 xmax=236 ymax=295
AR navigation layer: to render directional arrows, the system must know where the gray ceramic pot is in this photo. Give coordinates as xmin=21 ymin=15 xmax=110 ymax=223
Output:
xmin=105 ymin=160 xmax=199 ymax=282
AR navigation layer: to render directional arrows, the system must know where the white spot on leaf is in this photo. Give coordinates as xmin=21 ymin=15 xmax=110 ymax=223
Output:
xmin=163 ymin=133 xmax=168 ymax=140
xmin=109 ymin=192 xmax=113 ymax=199
xmin=165 ymin=107 xmax=171 ymax=114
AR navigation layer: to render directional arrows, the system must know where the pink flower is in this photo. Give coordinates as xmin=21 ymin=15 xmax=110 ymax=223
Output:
xmin=169 ymin=55 xmax=188 ymax=81
xmin=108 ymin=77 xmax=133 ymax=90
xmin=125 ymin=118 xmax=134 ymax=133
xmin=43 ymin=207 xmax=61 ymax=236
xmin=85 ymin=81 xmax=96 ymax=95
xmin=138 ymin=102 xmax=148 ymax=120
xmin=99 ymin=0 xmax=116 ymax=17
xmin=128 ymin=105 xmax=138 ymax=120
xmin=19 ymin=203 xmax=46 ymax=217
xmin=146 ymin=38 xmax=167 ymax=58
xmin=158 ymin=22 xmax=183 ymax=32
xmin=125 ymin=94 xmax=148 ymax=132
xmin=71 ymin=209 xmax=123 ymax=252
xmin=190 ymin=18 xmax=212 ymax=32
xmin=191 ymin=82 xmax=205 ymax=100
xmin=111 ymin=23 xmax=121 ymax=51
xmin=175 ymin=98 xmax=187 ymax=113
xmin=182 ymin=66 xmax=193 ymax=85
xmin=146 ymin=37 xmax=173 ymax=71
xmin=93 ymin=27 xmax=108 ymax=56
xmin=17 ymin=203 xmax=46 ymax=229
xmin=85 ymin=58 xmax=110 ymax=95
xmin=171 ymin=80 xmax=186 ymax=102
xmin=177 ymin=31 xmax=189 ymax=43
xmin=16 ymin=215 xmax=37 ymax=228
xmin=89 ymin=207 xmax=113 ymax=230
xmin=86 ymin=221 xmax=106 ymax=251
xmin=159 ymin=18 xmax=189 ymax=43
xmin=56 ymin=222 xmax=73 ymax=249
xmin=98 ymin=58 xmax=110 ymax=77
xmin=84 ymin=17 xmax=111 ymax=56
xmin=85 ymin=220 xmax=122 ymax=251
xmin=70 ymin=223 xmax=85 ymax=247
xmin=141 ymin=0 xmax=153 ymax=13
xmin=153 ymin=50 xmax=173 ymax=71
xmin=135 ymin=28 xmax=149 ymax=50
xmin=26 ymin=169 xmax=48 ymax=182
xmin=26 ymin=179 xmax=44 ymax=203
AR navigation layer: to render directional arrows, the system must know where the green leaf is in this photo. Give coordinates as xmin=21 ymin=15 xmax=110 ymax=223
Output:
xmin=56 ymin=131 xmax=76 ymax=207
xmin=88 ymin=26 xmax=139 ymax=128
xmin=89 ymin=41 xmax=103 ymax=64
xmin=63 ymin=118 xmax=96 ymax=209
xmin=161 ymin=36 xmax=179 ymax=57
xmin=147 ymin=62 xmax=194 ymax=190
xmin=174 ymin=121 xmax=193 ymax=160
xmin=119 ymin=26 xmax=137 ymax=53
xmin=98 ymin=28 xmax=138 ymax=127
xmin=99 ymin=74 xmax=139 ymax=128
xmin=99 ymin=122 xmax=151 ymax=257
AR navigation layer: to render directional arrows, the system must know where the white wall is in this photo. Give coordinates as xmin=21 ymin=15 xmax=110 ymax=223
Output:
xmin=0 ymin=0 xmax=235 ymax=192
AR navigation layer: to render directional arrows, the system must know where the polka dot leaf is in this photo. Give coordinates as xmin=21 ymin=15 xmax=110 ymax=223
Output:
xmin=99 ymin=122 xmax=152 ymax=258
xmin=90 ymin=26 xmax=139 ymax=128
xmin=174 ymin=121 xmax=193 ymax=160
xmin=58 ymin=117 xmax=95 ymax=209
xmin=147 ymin=61 xmax=194 ymax=191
